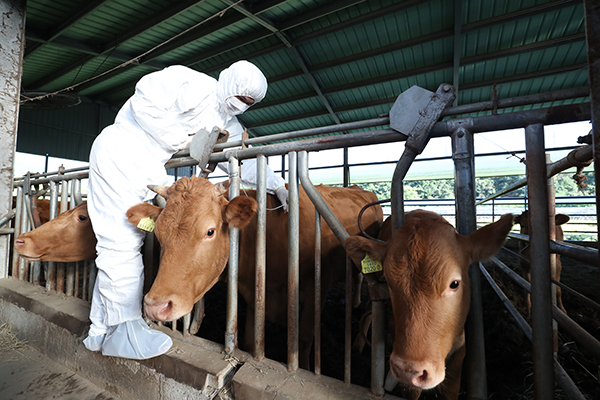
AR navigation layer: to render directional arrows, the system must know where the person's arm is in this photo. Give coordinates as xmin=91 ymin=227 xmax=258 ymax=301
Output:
xmin=129 ymin=66 xmax=213 ymax=152
xmin=216 ymin=118 xmax=289 ymax=210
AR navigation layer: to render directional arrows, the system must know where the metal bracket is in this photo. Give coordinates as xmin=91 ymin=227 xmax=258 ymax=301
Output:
xmin=190 ymin=126 xmax=229 ymax=178
xmin=390 ymin=83 xmax=456 ymax=155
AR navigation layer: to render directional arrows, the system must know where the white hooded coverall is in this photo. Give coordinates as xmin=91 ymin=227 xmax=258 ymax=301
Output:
xmin=85 ymin=61 xmax=283 ymax=359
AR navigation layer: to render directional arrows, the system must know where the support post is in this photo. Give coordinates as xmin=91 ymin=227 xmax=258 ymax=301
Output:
xmin=0 ymin=0 xmax=26 ymax=279
xmin=583 ymin=0 xmax=600 ymax=279
xmin=451 ymin=122 xmax=487 ymax=400
xmin=525 ymin=123 xmax=555 ymax=399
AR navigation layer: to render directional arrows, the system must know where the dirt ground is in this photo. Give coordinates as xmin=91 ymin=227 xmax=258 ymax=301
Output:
xmin=193 ymin=238 xmax=600 ymax=399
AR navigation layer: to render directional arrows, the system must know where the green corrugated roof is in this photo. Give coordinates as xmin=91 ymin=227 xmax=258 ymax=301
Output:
xmin=18 ymin=0 xmax=591 ymax=161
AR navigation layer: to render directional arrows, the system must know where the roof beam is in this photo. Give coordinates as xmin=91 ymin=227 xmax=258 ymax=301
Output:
xmin=87 ymin=0 xmax=582 ymax=105
xmin=26 ymin=0 xmax=212 ymax=89
xmin=222 ymin=0 xmax=342 ymax=125
xmin=24 ymin=0 xmax=110 ymax=59
xmin=246 ymin=62 xmax=588 ymax=129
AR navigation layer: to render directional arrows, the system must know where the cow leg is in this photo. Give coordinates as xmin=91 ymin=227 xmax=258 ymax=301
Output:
xmin=439 ymin=344 xmax=466 ymax=400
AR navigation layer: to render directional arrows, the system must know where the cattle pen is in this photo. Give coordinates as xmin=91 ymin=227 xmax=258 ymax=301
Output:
xmin=2 ymin=0 xmax=600 ymax=399
xmin=2 ymin=82 xmax=599 ymax=399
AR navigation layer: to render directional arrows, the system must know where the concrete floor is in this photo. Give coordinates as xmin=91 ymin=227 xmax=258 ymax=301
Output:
xmin=0 ymin=324 xmax=117 ymax=400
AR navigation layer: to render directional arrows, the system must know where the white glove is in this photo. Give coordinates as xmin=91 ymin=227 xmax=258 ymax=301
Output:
xmin=276 ymin=186 xmax=289 ymax=212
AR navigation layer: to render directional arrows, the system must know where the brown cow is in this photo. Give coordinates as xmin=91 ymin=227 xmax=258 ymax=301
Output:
xmin=126 ymin=175 xmax=383 ymax=369
xmin=514 ymin=209 xmax=570 ymax=314
xmin=14 ymin=202 xmax=97 ymax=262
xmin=344 ymin=210 xmax=514 ymax=400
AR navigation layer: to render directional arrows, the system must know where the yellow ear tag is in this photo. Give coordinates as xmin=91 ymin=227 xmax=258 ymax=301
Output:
xmin=137 ymin=217 xmax=155 ymax=232
xmin=361 ymin=253 xmax=383 ymax=274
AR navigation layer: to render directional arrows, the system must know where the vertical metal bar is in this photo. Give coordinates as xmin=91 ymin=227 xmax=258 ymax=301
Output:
xmin=66 ymin=180 xmax=75 ymax=297
xmin=546 ymin=155 xmax=558 ymax=358
xmin=183 ymin=313 xmax=191 ymax=336
xmin=287 ymin=152 xmax=300 ymax=372
xmin=47 ymin=181 xmax=58 ymax=291
xmin=225 ymin=155 xmax=241 ymax=354
xmin=343 ymin=148 xmax=349 ymax=187
xmin=11 ymin=187 xmax=23 ymax=278
xmin=254 ymin=155 xmax=267 ymax=361
xmin=189 ymin=298 xmax=205 ymax=335
xmin=0 ymin=0 xmax=25 ymax=280
xmin=18 ymin=194 xmax=29 ymax=280
xmin=371 ymin=301 xmax=386 ymax=395
xmin=583 ymin=0 xmax=600 ymax=278
xmin=452 ymin=125 xmax=487 ymax=399
xmin=344 ymin=256 xmax=352 ymax=384
xmin=314 ymin=209 xmax=322 ymax=375
xmin=56 ymin=180 xmax=68 ymax=293
xmin=525 ymin=123 xmax=555 ymax=399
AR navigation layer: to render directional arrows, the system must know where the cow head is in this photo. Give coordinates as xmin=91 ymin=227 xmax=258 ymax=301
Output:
xmin=14 ymin=202 xmax=97 ymax=262
xmin=344 ymin=210 xmax=514 ymax=392
xmin=126 ymin=176 xmax=257 ymax=322
xmin=514 ymin=209 xmax=570 ymax=241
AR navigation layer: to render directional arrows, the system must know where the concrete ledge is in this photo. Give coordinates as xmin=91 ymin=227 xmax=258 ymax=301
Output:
xmin=0 ymin=277 xmax=403 ymax=400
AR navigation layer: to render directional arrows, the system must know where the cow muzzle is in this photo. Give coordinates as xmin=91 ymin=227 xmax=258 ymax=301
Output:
xmin=389 ymin=353 xmax=445 ymax=390
xmin=143 ymin=295 xmax=174 ymax=322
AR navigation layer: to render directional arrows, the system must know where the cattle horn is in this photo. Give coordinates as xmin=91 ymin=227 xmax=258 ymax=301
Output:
xmin=148 ymin=185 xmax=169 ymax=199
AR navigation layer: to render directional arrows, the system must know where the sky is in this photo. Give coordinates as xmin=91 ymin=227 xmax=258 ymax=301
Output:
xmin=13 ymin=120 xmax=593 ymax=186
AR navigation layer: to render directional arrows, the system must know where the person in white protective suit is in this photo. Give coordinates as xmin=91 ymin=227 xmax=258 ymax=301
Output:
xmin=84 ymin=61 xmax=289 ymax=360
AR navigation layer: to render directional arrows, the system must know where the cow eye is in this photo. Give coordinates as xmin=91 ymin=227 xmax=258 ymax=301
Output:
xmin=450 ymin=281 xmax=460 ymax=290
xmin=206 ymin=229 xmax=215 ymax=238
xmin=78 ymin=215 xmax=87 ymax=222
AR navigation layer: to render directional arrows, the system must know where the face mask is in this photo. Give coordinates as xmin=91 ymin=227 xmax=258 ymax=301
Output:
xmin=224 ymin=96 xmax=251 ymax=116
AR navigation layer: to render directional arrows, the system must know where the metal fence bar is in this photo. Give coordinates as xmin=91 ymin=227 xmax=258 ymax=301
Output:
xmin=344 ymin=256 xmax=352 ymax=384
xmin=11 ymin=187 xmax=23 ymax=279
xmin=225 ymin=155 xmax=241 ymax=354
xmin=254 ymin=155 xmax=267 ymax=361
xmin=287 ymin=152 xmax=300 ymax=372
xmin=479 ymin=263 xmax=586 ymax=400
xmin=525 ymin=123 xmax=555 ymax=399
xmin=314 ymin=209 xmax=322 ymax=376
xmin=490 ymin=256 xmax=600 ymax=362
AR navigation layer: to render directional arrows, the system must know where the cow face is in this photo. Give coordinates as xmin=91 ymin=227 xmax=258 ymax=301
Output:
xmin=344 ymin=210 xmax=514 ymax=394
xmin=14 ymin=202 xmax=97 ymax=262
xmin=127 ymin=176 xmax=257 ymax=322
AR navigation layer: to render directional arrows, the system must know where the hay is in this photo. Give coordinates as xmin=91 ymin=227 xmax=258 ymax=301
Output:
xmin=0 ymin=323 xmax=28 ymax=353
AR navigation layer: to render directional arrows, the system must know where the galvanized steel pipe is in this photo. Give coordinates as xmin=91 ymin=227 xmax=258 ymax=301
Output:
xmin=225 ymin=155 xmax=241 ymax=354
xmin=314 ymin=209 xmax=322 ymax=375
xmin=480 ymin=263 xmax=586 ymax=400
xmin=254 ymin=155 xmax=267 ymax=361
xmin=525 ymin=123 xmax=555 ymax=399
xmin=287 ymin=152 xmax=300 ymax=372
xmin=452 ymin=125 xmax=488 ymax=399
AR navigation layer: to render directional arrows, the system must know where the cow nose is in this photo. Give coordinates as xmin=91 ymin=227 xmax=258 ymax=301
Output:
xmin=389 ymin=354 xmax=441 ymax=390
xmin=144 ymin=297 xmax=173 ymax=321
xmin=15 ymin=238 xmax=25 ymax=247
xmin=410 ymin=368 xmax=429 ymax=387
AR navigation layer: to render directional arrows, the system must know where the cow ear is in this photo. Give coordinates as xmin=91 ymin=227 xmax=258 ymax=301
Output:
xmin=224 ymin=196 xmax=257 ymax=229
xmin=126 ymin=203 xmax=164 ymax=228
xmin=344 ymin=236 xmax=387 ymax=268
xmin=214 ymin=180 xmax=231 ymax=197
xmin=556 ymin=214 xmax=570 ymax=226
xmin=464 ymin=213 xmax=514 ymax=262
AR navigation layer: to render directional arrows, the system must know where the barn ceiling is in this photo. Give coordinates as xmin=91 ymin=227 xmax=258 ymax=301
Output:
xmin=17 ymin=0 xmax=591 ymax=160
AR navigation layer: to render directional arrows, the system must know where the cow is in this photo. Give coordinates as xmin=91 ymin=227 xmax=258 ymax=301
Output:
xmin=125 ymin=175 xmax=383 ymax=369
xmin=514 ymin=209 xmax=570 ymax=315
xmin=14 ymin=202 xmax=97 ymax=262
xmin=343 ymin=210 xmax=514 ymax=400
